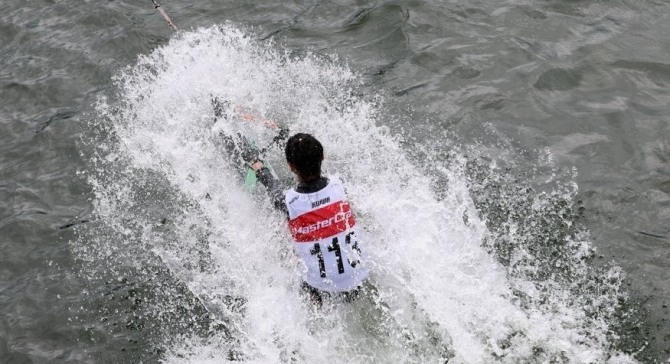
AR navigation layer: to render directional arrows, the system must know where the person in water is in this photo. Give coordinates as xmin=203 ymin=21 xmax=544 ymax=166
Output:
xmin=249 ymin=133 xmax=369 ymax=305
xmin=212 ymin=98 xmax=369 ymax=305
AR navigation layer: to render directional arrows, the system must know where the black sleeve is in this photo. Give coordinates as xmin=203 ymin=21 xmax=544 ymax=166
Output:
xmin=256 ymin=167 xmax=288 ymax=217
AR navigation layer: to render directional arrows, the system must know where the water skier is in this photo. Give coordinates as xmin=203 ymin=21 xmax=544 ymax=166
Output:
xmin=214 ymin=100 xmax=369 ymax=306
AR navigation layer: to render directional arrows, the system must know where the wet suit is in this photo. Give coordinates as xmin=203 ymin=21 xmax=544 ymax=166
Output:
xmin=255 ymin=169 xmax=368 ymax=305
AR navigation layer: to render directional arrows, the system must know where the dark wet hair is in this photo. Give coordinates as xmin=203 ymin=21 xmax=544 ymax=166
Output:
xmin=285 ymin=133 xmax=323 ymax=181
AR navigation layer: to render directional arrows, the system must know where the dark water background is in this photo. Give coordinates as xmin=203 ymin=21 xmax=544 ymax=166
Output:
xmin=1 ymin=0 xmax=668 ymax=362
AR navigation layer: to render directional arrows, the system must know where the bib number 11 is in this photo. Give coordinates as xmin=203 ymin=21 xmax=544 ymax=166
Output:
xmin=310 ymin=232 xmax=361 ymax=278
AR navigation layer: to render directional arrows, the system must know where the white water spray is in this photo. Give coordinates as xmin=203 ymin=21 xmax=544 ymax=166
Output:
xmin=78 ymin=25 xmax=637 ymax=363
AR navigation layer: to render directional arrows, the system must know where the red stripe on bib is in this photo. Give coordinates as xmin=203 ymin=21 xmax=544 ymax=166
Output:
xmin=288 ymin=201 xmax=356 ymax=242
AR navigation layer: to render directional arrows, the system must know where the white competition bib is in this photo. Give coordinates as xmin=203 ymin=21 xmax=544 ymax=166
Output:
xmin=285 ymin=177 xmax=368 ymax=292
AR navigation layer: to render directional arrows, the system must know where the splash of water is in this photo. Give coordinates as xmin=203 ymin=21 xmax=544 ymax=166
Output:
xmin=74 ymin=25 xmax=638 ymax=363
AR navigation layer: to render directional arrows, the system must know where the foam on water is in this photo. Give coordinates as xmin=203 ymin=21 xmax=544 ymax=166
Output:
xmin=75 ymin=25 xmax=638 ymax=363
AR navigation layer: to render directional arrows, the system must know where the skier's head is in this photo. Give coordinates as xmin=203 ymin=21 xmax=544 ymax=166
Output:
xmin=285 ymin=133 xmax=324 ymax=182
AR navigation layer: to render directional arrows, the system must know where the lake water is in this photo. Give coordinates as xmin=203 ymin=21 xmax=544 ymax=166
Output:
xmin=1 ymin=0 xmax=668 ymax=363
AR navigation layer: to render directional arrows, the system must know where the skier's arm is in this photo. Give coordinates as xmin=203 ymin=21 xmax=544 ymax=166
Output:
xmin=252 ymin=162 xmax=288 ymax=216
